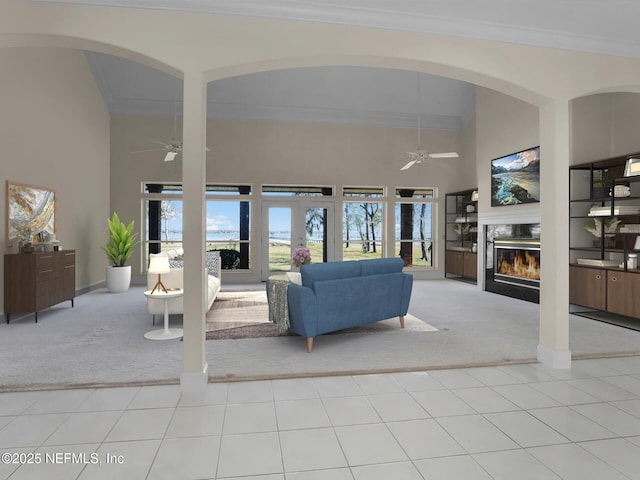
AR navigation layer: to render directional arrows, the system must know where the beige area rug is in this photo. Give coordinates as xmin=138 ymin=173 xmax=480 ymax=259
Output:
xmin=205 ymin=290 xmax=437 ymax=340
xmin=206 ymin=291 xmax=271 ymax=332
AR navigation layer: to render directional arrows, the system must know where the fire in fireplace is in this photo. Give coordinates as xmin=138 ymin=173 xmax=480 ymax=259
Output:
xmin=494 ymin=239 xmax=541 ymax=289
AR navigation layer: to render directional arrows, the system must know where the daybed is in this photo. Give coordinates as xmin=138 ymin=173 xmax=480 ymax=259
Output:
xmin=286 ymin=258 xmax=413 ymax=352
xmin=146 ymin=249 xmax=221 ymax=323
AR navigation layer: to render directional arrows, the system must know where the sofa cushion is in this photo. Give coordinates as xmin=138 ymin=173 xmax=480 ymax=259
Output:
xmin=205 ymin=251 xmax=221 ymax=277
xmin=301 ymin=261 xmax=360 ymax=288
xmin=359 ymin=257 xmax=404 ymax=276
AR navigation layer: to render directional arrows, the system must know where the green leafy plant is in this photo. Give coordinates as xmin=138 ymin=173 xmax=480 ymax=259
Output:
xmin=101 ymin=213 xmax=139 ymax=267
xmin=582 ymin=216 xmax=622 ymax=237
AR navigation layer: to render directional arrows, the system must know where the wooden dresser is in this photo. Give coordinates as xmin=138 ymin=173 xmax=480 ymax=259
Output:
xmin=4 ymin=250 xmax=75 ymax=323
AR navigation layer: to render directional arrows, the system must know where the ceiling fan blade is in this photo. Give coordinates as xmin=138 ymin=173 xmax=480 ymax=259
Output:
xmin=428 ymin=152 xmax=459 ymax=159
xmin=150 ymin=140 xmax=171 ymax=147
xmin=401 ymin=159 xmax=418 ymax=170
xmin=164 ymin=151 xmax=178 ymax=162
xmin=130 ymin=148 xmax=164 ymax=154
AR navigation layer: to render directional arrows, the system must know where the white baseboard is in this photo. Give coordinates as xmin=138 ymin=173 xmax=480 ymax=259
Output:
xmin=537 ymin=345 xmax=572 ymax=369
xmin=180 ymin=363 xmax=209 ymax=393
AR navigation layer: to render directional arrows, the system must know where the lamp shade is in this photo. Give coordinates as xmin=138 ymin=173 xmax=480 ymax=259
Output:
xmin=148 ymin=254 xmax=170 ymax=274
xmin=634 ymin=235 xmax=640 ymax=251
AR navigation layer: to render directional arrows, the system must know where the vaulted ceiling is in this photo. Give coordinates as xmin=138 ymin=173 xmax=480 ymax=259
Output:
xmin=39 ymin=0 xmax=640 ymax=129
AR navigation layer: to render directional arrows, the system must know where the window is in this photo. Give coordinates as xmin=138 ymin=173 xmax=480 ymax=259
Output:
xmin=206 ymin=199 xmax=250 ymax=269
xmin=342 ymin=187 xmax=385 ymax=260
xmin=343 ymin=186 xmax=384 ymax=197
xmin=395 ymin=188 xmax=435 ymax=268
xmin=262 ymin=185 xmax=333 ymax=196
xmin=142 ymin=183 xmax=252 ymax=270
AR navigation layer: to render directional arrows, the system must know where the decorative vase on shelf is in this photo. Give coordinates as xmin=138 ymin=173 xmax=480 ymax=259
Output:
xmin=20 ymin=242 xmax=34 ymax=254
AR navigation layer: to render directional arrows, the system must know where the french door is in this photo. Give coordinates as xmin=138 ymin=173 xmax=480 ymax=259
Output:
xmin=261 ymin=199 xmax=335 ymax=280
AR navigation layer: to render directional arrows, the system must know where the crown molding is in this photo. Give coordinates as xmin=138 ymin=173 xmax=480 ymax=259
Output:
xmin=36 ymin=0 xmax=640 ymax=59
xmin=109 ymin=100 xmax=464 ymax=130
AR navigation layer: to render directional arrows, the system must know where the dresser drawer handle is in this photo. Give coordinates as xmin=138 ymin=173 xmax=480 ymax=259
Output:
xmin=64 ymin=253 xmax=75 ymax=256
xmin=64 ymin=265 xmax=75 ymax=269
xmin=595 ymin=274 xmax=601 ymax=280
xmin=40 ymin=255 xmax=52 ymax=259
xmin=39 ymin=269 xmax=53 ymax=274
xmin=611 ymin=276 xmax=617 ymax=282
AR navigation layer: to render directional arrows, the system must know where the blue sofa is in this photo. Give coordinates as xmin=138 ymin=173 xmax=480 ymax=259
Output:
xmin=287 ymin=258 xmax=413 ymax=352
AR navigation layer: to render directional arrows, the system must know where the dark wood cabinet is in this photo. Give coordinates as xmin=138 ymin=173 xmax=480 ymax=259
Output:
xmin=463 ymin=252 xmax=478 ymax=279
xmin=445 ymin=250 xmax=464 ymax=276
xmin=569 ymin=264 xmax=640 ymax=319
xmin=606 ymin=270 xmax=640 ymax=318
xmin=445 ymin=250 xmax=477 ymax=279
xmin=4 ymin=250 xmax=75 ymax=323
xmin=569 ymin=265 xmax=606 ymax=310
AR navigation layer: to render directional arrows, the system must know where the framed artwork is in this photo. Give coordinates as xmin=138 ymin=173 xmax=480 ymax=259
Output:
xmin=491 ymin=146 xmax=540 ymax=206
xmin=6 ymin=181 xmax=56 ymax=245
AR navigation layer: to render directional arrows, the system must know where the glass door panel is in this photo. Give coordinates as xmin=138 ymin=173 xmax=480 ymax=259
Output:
xmin=262 ymin=200 xmax=334 ymax=280
xmin=266 ymin=206 xmax=292 ymax=276
xmin=303 ymin=206 xmax=329 ymax=264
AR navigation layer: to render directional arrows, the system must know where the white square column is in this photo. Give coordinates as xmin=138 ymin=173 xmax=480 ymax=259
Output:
xmin=181 ymin=71 xmax=209 ymax=392
xmin=538 ymin=99 xmax=572 ymax=369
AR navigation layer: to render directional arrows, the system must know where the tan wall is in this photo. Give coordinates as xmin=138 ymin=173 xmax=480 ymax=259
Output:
xmin=475 ymin=87 xmax=540 ymax=216
xmin=111 ymin=115 xmax=469 ymax=281
xmin=571 ymin=94 xmax=613 ymax=163
xmin=0 ymin=47 xmax=110 ymax=314
xmin=610 ymin=93 xmax=640 ymax=156
xmin=570 ymin=92 xmax=640 ymax=164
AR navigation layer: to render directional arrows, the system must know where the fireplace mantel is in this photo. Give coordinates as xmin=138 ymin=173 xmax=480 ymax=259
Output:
xmin=478 ymin=208 xmax=540 ymax=227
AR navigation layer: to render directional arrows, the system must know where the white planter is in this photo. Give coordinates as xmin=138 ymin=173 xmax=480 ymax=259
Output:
xmin=106 ymin=265 xmax=131 ymax=293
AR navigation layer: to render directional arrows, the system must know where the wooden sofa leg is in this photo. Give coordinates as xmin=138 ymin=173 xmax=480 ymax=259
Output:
xmin=399 ymin=315 xmax=405 ymax=329
xmin=307 ymin=337 xmax=314 ymax=353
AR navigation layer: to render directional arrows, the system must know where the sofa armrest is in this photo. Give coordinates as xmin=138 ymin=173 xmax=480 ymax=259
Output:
xmin=400 ymin=273 xmax=413 ymax=315
xmin=286 ymin=284 xmax=318 ymax=337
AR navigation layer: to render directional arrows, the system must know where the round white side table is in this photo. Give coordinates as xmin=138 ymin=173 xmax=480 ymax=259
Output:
xmin=143 ymin=289 xmax=184 ymax=340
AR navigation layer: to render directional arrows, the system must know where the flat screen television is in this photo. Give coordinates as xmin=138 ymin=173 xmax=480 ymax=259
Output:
xmin=491 ymin=146 xmax=540 ymax=206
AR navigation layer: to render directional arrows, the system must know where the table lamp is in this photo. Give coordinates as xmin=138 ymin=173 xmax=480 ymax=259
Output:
xmin=148 ymin=254 xmax=171 ymax=294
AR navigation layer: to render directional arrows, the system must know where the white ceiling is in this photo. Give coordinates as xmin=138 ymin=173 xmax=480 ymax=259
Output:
xmin=43 ymin=0 xmax=640 ymax=129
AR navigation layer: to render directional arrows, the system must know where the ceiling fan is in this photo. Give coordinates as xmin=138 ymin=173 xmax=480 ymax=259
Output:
xmin=400 ymin=72 xmax=459 ymax=170
xmin=132 ymin=139 xmax=184 ymax=162
xmin=131 ymin=77 xmax=208 ymax=162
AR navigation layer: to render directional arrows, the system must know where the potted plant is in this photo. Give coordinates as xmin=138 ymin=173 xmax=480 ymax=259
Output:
xmin=101 ymin=212 xmax=138 ymax=293
xmin=583 ymin=216 xmax=622 ymax=248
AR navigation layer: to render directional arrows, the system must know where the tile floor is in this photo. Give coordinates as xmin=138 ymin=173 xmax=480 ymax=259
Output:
xmin=2 ymin=356 xmax=640 ymax=479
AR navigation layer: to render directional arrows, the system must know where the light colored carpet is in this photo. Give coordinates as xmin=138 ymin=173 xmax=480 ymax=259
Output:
xmin=0 ymin=279 xmax=639 ymax=390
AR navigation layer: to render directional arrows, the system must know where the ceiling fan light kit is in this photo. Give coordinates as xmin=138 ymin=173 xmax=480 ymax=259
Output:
xmin=164 ymin=151 xmax=178 ymax=162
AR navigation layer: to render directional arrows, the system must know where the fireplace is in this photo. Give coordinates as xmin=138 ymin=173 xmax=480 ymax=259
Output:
xmin=494 ymin=239 xmax=540 ymax=289
xmin=485 ymin=223 xmax=540 ymax=303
